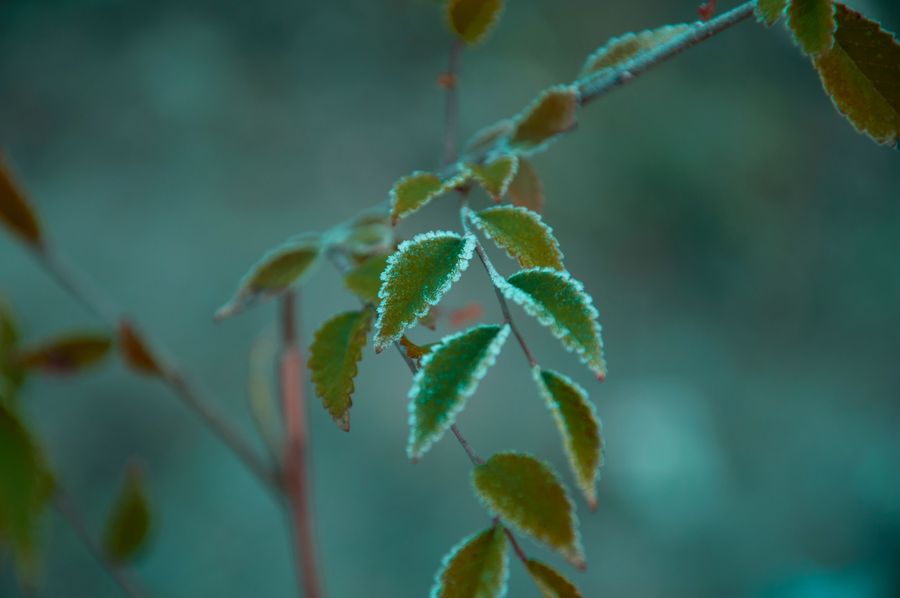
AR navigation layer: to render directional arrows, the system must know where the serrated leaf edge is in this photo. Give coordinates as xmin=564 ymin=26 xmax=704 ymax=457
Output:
xmin=467 ymin=205 xmax=564 ymax=270
xmin=429 ymin=525 xmax=510 ymax=598
xmin=473 ymin=154 xmax=520 ymax=200
xmin=390 ymin=167 xmax=472 ymax=225
xmin=510 ymin=84 xmax=581 ymax=156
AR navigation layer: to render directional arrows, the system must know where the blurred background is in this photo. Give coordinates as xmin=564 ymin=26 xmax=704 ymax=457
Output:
xmin=1 ymin=0 xmax=899 ymax=596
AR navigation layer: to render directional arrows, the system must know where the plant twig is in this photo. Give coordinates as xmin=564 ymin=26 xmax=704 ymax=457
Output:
xmin=278 ymin=291 xmax=323 ymax=598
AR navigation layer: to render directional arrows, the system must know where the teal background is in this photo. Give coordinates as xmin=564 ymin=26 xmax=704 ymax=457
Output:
xmin=2 ymin=0 xmax=899 ymax=596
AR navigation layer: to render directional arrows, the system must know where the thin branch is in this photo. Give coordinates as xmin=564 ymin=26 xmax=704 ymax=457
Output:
xmin=52 ymin=489 xmax=144 ymax=598
xmin=499 ymin=521 xmax=529 ymax=565
xmin=441 ymin=38 xmax=464 ymax=167
xmin=279 ymin=291 xmax=323 ymax=598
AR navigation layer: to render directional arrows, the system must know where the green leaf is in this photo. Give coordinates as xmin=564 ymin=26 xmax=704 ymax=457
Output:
xmin=309 ymin=309 xmax=374 ymax=432
xmin=407 ymin=324 xmax=510 ymax=459
xmin=526 ymin=559 xmax=582 ymax=598
xmin=0 ymin=158 xmax=42 ymax=247
xmin=507 ymin=158 xmax=544 ymax=214
xmin=756 ymin=0 xmax=788 ymax=26
xmin=374 ymin=231 xmax=476 ymax=351
xmin=104 ymin=465 xmax=151 ymax=563
xmin=472 ymin=452 xmax=584 ymax=568
xmin=787 ymin=0 xmax=836 ymax=56
xmin=580 ymin=24 xmax=691 ymax=78
xmin=466 ymin=205 xmax=564 ymax=271
xmin=446 ymin=0 xmax=504 ymax=45
xmin=813 ymin=3 xmax=900 ymax=146
xmin=216 ymin=235 xmax=320 ymax=320
xmin=510 ymin=86 xmax=579 ymax=154
xmin=0 ymin=301 xmax=25 ymax=403
xmin=471 ymin=155 xmax=519 ymax=201
xmin=344 ymin=253 xmax=391 ymax=304
xmin=431 ymin=525 xmax=509 ymax=598
xmin=497 ymin=268 xmax=607 ymax=380
xmin=118 ymin=321 xmax=162 ymax=377
xmin=18 ymin=333 xmax=112 ymax=375
xmin=390 ymin=168 xmax=471 ymax=225
xmin=464 ymin=120 xmax=514 ymax=157
xmin=533 ymin=368 xmax=603 ymax=510
xmin=334 ymin=210 xmax=394 ymax=257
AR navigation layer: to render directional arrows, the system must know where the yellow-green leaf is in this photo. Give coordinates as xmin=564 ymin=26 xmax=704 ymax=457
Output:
xmin=533 ymin=368 xmax=603 ymax=510
xmin=344 ymin=253 xmax=390 ymax=304
xmin=580 ymin=24 xmax=691 ymax=78
xmin=446 ymin=0 xmax=504 ymax=45
xmin=104 ymin=465 xmax=151 ymax=563
xmin=526 ymin=559 xmax=582 ymax=598
xmin=510 ymin=86 xmax=579 ymax=153
xmin=390 ymin=168 xmax=471 ymax=225
xmin=464 ymin=120 xmax=514 ymax=157
xmin=471 ymin=155 xmax=519 ymax=201
xmin=216 ymin=235 xmax=320 ymax=320
xmin=813 ymin=3 xmax=900 ymax=146
xmin=496 ymin=268 xmax=607 ymax=380
xmin=18 ymin=333 xmax=112 ymax=375
xmin=756 ymin=0 xmax=787 ymax=26
xmin=466 ymin=205 xmax=564 ymax=271
xmin=374 ymin=231 xmax=476 ymax=351
xmin=0 ymin=158 xmax=42 ymax=247
xmin=787 ymin=0 xmax=836 ymax=55
xmin=407 ymin=324 xmax=510 ymax=460
xmin=507 ymin=158 xmax=544 ymax=214
xmin=431 ymin=525 xmax=509 ymax=598
xmin=472 ymin=452 xmax=584 ymax=568
xmin=309 ymin=309 xmax=373 ymax=432
xmin=118 ymin=321 xmax=162 ymax=377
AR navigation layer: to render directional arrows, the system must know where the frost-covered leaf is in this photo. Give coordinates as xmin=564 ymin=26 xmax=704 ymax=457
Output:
xmin=497 ymin=268 xmax=607 ymax=379
xmin=408 ymin=324 xmax=509 ymax=459
xmin=118 ymin=321 xmax=162 ymax=377
xmin=337 ymin=210 xmax=394 ymax=257
xmin=390 ymin=168 xmax=471 ymax=225
xmin=104 ymin=464 xmax=151 ymax=563
xmin=447 ymin=0 xmax=504 ymax=45
xmin=0 ymin=158 xmax=42 ymax=247
xmin=471 ymin=155 xmax=519 ymax=201
xmin=507 ymin=158 xmax=544 ymax=213
xmin=510 ymin=86 xmax=579 ymax=153
xmin=580 ymin=24 xmax=691 ymax=77
xmin=813 ymin=3 xmax=900 ymax=146
xmin=465 ymin=120 xmax=514 ymax=157
xmin=18 ymin=333 xmax=111 ymax=375
xmin=309 ymin=309 xmax=373 ymax=432
xmin=756 ymin=0 xmax=787 ymax=26
xmin=431 ymin=525 xmax=509 ymax=598
xmin=467 ymin=206 xmax=563 ymax=271
xmin=344 ymin=253 xmax=390 ymax=304
xmin=787 ymin=0 xmax=836 ymax=55
xmin=526 ymin=559 xmax=582 ymax=598
xmin=533 ymin=368 xmax=603 ymax=510
xmin=374 ymin=232 xmax=476 ymax=351
xmin=216 ymin=235 xmax=320 ymax=320
xmin=472 ymin=452 xmax=584 ymax=568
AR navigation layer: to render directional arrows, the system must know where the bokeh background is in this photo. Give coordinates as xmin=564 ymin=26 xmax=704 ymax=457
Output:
xmin=2 ymin=0 xmax=899 ymax=596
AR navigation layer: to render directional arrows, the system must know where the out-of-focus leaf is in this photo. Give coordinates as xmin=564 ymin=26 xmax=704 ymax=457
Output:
xmin=467 ymin=205 xmax=564 ymax=271
xmin=17 ymin=333 xmax=112 ymax=375
xmin=813 ymin=3 xmax=900 ymax=146
xmin=496 ymin=268 xmax=607 ymax=379
xmin=464 ymin=120 xmax=514 ymax=157
xmin=0 ymin=301 xmax=25 ymax=402
xmin=215 ymin=235 xmax=320 ymax=321
xmin=390 ymin=168 xmax=471 ymax=225
xmin=756 ymin=0 xmax=787 ymax=26
xmin=309 ymin=309 xmax=373 ymax=432
xmin=407 ymin=324 xmax=509 ymax=460
xmin=104 ymin=464 xmax=151 ymax=563
xmin=580 ymin=24 xmax=691 ymax=77
xmin=118 ymin=321 xmax=162 ymax=377
xmin=0 ymin=158 xmax=42 ymax=247
xmin=431 ymin=525 xmax=509 ymax=598
xmin=374 ymin=231 xmax=476 ymax=351
xmin=787 ymin=0 xmax=836 ymax=55
xmin=344 ymin=253 xmax=390 ymax=304
xmin=447 ymin=0 xmax=504 ymax=45
xmin=533 ymin=368 xmax=603 ymax=510
xmin=507 ymin=158 xmax=544 ymax=213
xmin=472 ymin=452 xmax=584 ymax=568
xmin=471 ymin=155 xmax=518 ymax=201
xmin=526 ymin=559 xmax=582 ymax=598
xmin=449 ymin=303 xmax=484 ymax=329
xmin=510 ymin=86 xmax=579 ymax=154
xmin=340 ymin=211 xmax=394 ymax=257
